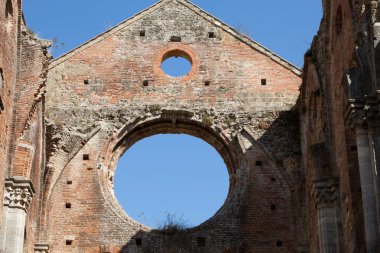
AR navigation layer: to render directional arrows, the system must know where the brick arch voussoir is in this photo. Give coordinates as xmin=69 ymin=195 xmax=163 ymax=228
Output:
xmin=96 ymin=113 xmax=245 ymax=233
xmin=101 ymin=115 xmax=239 ymax=177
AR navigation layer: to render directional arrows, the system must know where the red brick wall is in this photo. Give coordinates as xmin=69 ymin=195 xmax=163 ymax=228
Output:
xmin=44 ymin=1 xmax=304 ymax=252
xmin=44 ymin=124 xmax=300 ymax=253
xmin=1 ymin=1 xmax=50 ymax=251
xmin=12 ymin=140 xmax=34 ymax=177
xmin=0 ymin=0 xmax=20 ymax=218
xmin=8 ymin=0 xmax=379 ymax=252
xmin=23 ymin=101 xmax=46 ymax=253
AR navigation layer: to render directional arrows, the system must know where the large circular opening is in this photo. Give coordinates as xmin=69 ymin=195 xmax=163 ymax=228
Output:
xmin=161 ymin=50 xmax=193 ymax=77
xmin=114 ymin=134 xmax=229 ymax=229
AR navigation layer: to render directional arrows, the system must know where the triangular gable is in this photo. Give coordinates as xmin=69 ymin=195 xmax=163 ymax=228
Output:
xmin=50 ymin=0 xmax=302 ymax=76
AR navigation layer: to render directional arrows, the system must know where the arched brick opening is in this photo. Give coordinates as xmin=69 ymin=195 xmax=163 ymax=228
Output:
xmin=113 ymin=133 xmax=230 ymax=228
xmin=108 ymin=117 xmax=238 ymax=176
xmin=98 ymin=115 xmax=241 ymax=229
xmin=5 ymin=0 xmax=14 ymax=33
xmin=5 ymin=0 xmax=13 ymax=19
xmin=44 ymin=106 xmax=299 ymax=251
xmin=153 ymin=44 xmax=200 ymax=82
xmin=161 ymin=49 xmax=193 ymax=77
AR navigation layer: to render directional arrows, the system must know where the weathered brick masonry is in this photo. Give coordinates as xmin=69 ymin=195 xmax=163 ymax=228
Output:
xmin=43 ymin=1 xmax=304 ymax=252
xmin=0 ymin=0 xmax=19 ymax=219
xmin=1 ymin=0 xmax=380 ymax=252
xmin=0 ymin=0 xmax=50 ymax=252
xmin=301 ymin=0 xmax=380 ymax=252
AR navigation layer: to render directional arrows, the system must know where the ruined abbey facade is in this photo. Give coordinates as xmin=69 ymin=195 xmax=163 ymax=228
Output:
xmin=1 ymin=0 xmax=380 ymax=252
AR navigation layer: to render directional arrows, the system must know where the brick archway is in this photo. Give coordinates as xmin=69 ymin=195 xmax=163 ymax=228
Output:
xmin=104 ymin=115 xmax=238 ymax=176
xmin=97 ymin=114 xmax=240 ymax=230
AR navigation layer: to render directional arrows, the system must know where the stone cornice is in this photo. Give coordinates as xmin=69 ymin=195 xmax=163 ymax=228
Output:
xmin=4 ymin=177 xmax=35 ymax=211
xmin=346 ymin=99 xmax=380 ymax=128
xmin=34 ymin=243 xmax=49 ymax=253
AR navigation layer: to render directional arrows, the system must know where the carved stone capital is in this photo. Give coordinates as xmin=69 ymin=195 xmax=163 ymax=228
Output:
xmin=312 ymin=177 xmax=339 ymax=209
xmin=4 ymin=177 xmax=35 ymax=211
xmin=364 ymin=103 xmax=380 ymax=121
xmin=348 ymin=106 xmax=367 ymax=128
xmin=347 ymin=98 xmax=380 ymax=128
xmin=34 ymin=243 xmax=49 ymax=253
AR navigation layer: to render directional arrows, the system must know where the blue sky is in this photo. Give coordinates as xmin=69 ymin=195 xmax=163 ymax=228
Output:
xmin=23 ymin=0 xmax=322 ymax=67
xmin=115 ymin=134 xmax=229 ymax=228
xmin=23 ymin=1 xmax=322 ymax=228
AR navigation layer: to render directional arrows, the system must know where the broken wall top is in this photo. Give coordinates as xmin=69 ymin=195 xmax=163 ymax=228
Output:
xmin=46 ymin=0 xmax=302 ymax=131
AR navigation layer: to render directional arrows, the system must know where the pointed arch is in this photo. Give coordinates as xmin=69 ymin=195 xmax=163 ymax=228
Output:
xmin=5 ymin=0 xmax=13 ymax=20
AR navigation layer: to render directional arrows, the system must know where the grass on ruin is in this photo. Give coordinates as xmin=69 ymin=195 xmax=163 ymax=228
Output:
xmin=154 ymin=213 xmax=189 ymax=236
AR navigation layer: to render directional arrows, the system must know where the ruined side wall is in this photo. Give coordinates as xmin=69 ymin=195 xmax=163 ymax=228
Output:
xmin=0 ymin=0 xmax=51 ymax=251
xmin=44 ymin=1 xmax=305 ymax=252
xmin=0 ymin=0 xmax=20 ymax=217
xmin=16 ymin=31 xmax=50 ymax=252
xmin=300 ymin=1 xmax=371 ymax=252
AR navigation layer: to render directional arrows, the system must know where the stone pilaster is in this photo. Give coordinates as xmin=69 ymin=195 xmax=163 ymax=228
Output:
xmin=312 ymin=177 xmax=341 ymax=253
xmin=366 ymin=104 xmax=380 ymax=237
xmin=350 ymin=106 xmax=380 ymax=253
xmin=0 ymin=177 xmax=35 ymax=253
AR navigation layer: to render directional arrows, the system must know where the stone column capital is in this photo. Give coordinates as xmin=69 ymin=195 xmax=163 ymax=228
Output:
xmin=4 ymin=177 xmax=35 ymax=211
xmin=348 ymin=101 xmax=380 ymax=128
xmin=366 ymin=104 xmax=380 ymax=127
xmin=34 ymin=243 xmax=49 ymax=253
xmin=312 ymin=177 xmax=340 ymax=209
xmin=348 ymin=106 xmax=367 ymax=128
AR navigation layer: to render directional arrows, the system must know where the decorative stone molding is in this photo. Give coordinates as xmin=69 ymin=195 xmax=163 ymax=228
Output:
xmin=4 ymin=177 xmax=35 ymax=211
xmin=34 ymin=243 xmax=49 ymax=253
xmin=363 ymin=103 xmax=380 ymax=120
xmin=347 ymin=95 xmax=380 ymax=128
xmin=348 ymin=106 xmax=367 ymax=129
xmin=312 ymin=177 xmax=339 ymax=209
